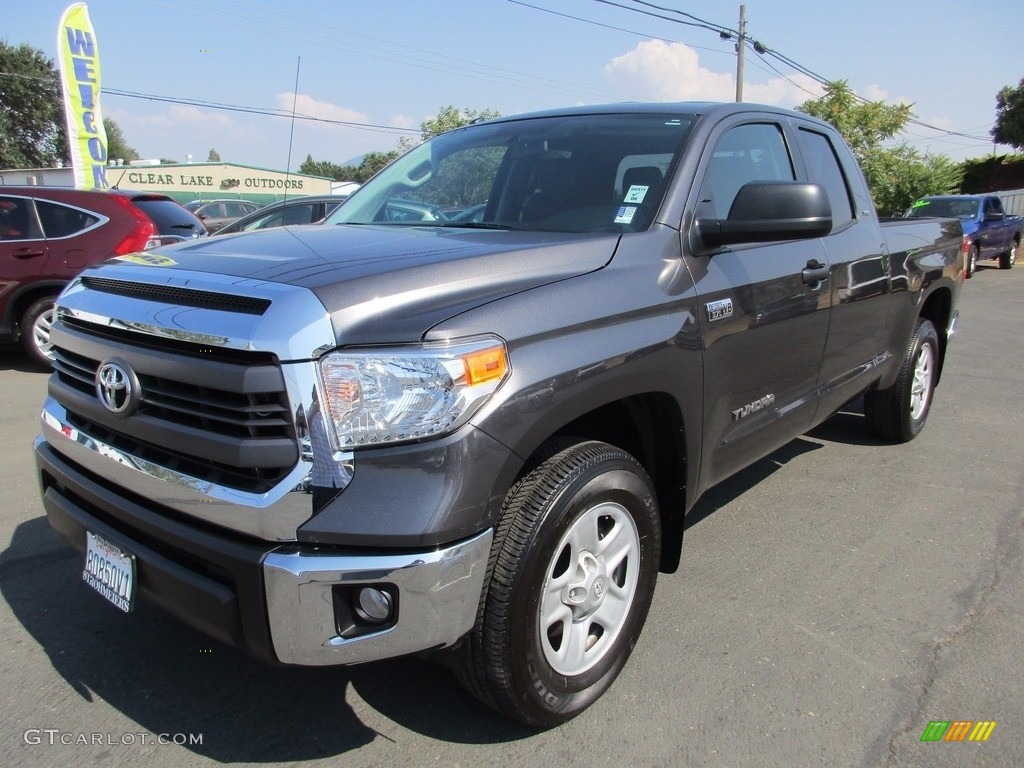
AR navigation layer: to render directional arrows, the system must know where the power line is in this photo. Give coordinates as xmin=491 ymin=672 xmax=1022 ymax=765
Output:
xmin=139 ymin=0 xmax=633 ymax=103
xmin=578 ymin=0 xmax=996 ymax=145
xmin=506 ymin=0 xmax=725 ymax=55
xmin=101 ymin=87 xmax=413 ymax=135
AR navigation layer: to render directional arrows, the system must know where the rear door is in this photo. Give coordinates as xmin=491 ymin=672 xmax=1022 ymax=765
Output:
xmin=794 ymin=125 xmax=891 ymax=417
xmin=687 ymin=118 xmax=830 ymax=488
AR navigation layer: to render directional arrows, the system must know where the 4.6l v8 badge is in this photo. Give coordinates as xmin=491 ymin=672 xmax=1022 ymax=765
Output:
xmin=705 ymin=298 xmax=733 ymax=322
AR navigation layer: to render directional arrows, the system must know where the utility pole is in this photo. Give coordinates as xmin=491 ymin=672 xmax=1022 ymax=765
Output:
xmin=735 ymin=4 xmax=746 ymax=102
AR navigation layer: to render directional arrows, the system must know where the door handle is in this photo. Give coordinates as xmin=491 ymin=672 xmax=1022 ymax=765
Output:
xmin=12 ymin=248 xmax=45 ymax=259
xmin=801 ymin=260 xmax=829 ymax=286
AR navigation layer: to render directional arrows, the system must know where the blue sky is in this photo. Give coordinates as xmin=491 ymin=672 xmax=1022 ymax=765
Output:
xmin=6 ymin=0 xmax=1022 ymax=171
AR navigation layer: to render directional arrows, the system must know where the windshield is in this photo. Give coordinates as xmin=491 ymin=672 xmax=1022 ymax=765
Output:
xmin=906 ymin=198 xmax=979 ymax=219
xmin=324 ymin=113 xmax=696 ymax=233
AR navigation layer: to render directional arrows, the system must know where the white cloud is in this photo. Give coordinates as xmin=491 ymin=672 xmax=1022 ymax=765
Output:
xmin=604 ymin=39 xmax=826 ymax=107
xmin=389 ymin=114 xmax=417 ymax=130
xmin=275 ymin=92 xmax=367 ymax=127
xmin=745 ymin=74 xmax=825 ymax=107
xmin=605 ymin=40 xmax=733 ymax=101
xmin=863 ymin=83 xmax=912 ymax=107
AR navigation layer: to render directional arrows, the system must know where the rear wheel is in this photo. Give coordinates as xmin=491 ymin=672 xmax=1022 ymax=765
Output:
xmin=20 ymin=296 xmax=57 ymax=369
xmin=458 ymin=440 xmax=661 ymax=727
xmin=864 ymin=318 xmax=939 ymax=442
xmin=999 ymin=240 xmax=1017 ymax=270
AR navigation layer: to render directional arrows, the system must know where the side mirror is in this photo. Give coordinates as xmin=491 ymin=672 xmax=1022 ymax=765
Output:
xmin=696 ymin=181 xmax=832 ymax=248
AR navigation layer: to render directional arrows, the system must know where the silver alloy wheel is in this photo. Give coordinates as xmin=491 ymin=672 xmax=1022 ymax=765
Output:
xmin=909 ymin=342 xmax=934 ymax=421
xmin=539 ymin=500 xmax=640 ymax=676
xmin=1011 ymin=243 xmax=1017 ymax=266
xmin=32 ymin=306 xmax=56 ymax=361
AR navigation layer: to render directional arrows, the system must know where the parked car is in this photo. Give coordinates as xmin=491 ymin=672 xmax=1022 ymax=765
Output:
xmin=0 ymin=186 xmax=207 ymax=367
xmin=322 ymin=196 xmax=449 ymax=224
xmin=906 ymin=194 xmax=1021 ymax=276
xmin=214 ymin=194 xmax=347 ymax=235
xmin=183 ymin=199 xmax=259 ymax=233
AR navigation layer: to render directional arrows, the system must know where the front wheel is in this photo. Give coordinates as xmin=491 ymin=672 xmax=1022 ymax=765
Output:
xmin=458 ymin=440 xmax=661 ymax=727
xmin=999 ymin=240 xmax=1017 ymax=270
xmin=864 ymin=318 xmax=939 ymax=442
xmin=967 ymin=245 xmax=979 ymax=278
xmin=20 ymin=296 xmax=57 ymax=370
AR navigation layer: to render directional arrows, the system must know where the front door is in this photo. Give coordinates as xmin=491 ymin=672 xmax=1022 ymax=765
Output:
xmin=687 ymin=120 xmax=831 ymax=489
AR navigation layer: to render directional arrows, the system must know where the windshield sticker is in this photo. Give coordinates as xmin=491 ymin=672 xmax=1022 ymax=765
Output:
xmin=614 ymin=206 xmax=637 ymax=225
xmin=911 ymin=199 xmax=930 ymax=209
xmin=114 ymin=253 xmax=178 ymax=267
xmin=624 ymin=185 xmax=649 ymax=204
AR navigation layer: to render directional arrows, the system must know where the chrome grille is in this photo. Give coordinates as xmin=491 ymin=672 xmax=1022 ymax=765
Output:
xmin=49 ymin=321 xmax=298 ymax=492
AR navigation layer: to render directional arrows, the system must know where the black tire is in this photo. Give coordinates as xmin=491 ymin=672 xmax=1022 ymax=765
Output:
xmin=999 ymin=240 xmax=1017 ymax=270
xmin=967 ymin=245 xmax=979 ymax=278
xmin=864 ymin=318 xmax=939 ymax=442
xmin=20 ymin=296 xmax=57 ymax=370
xmin=458 ymin=440 xmax=661 ymax=727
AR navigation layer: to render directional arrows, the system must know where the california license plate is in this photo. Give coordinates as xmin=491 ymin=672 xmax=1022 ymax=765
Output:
xmin=83 ymin=531 xmax=135 ymax=613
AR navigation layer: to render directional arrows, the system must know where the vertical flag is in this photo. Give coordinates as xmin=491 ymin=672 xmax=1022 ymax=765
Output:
xmin=57 ymin=3 xmax=109 ymax=189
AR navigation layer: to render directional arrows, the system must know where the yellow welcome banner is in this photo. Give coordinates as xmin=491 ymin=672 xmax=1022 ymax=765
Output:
xmin=57 ymin=3 xmax=109 ymax=189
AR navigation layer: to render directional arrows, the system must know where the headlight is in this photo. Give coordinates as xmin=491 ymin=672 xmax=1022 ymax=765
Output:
xmin=318 ymin=336 xmax=509 ymax=448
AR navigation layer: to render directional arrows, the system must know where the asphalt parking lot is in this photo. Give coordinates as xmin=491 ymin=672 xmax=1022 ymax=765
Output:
xmin=1 ymin=262 xmax=1021 ymax=767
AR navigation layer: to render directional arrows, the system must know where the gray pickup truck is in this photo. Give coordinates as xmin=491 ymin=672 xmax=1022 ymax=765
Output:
xmin=35 ymin=102 xmax=965 ymax=727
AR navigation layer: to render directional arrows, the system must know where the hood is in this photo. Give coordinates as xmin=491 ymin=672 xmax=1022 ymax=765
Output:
xmin=126 ymin=224 xmax=619 ymax=344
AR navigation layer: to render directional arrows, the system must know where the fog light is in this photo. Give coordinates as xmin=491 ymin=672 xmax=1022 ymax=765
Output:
xmin=355 ymin=587 xmax=393 ymax=623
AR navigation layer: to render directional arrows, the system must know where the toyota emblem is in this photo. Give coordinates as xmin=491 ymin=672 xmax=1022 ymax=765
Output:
xmin=95 ymin=360 xmax=138 ymax=415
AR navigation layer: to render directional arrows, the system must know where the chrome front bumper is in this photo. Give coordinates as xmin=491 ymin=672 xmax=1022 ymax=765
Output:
xmin=262 ymin=529 xmax=492 ymax=665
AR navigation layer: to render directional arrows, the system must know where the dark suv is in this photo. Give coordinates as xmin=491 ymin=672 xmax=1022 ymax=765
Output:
xmin=0 ymin=186 xmax=207 ymax=368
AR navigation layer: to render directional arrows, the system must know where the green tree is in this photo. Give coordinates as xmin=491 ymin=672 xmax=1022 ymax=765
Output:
xmin=420 ymin=104 xmax=500 ymax=140
xmin=992 ymin=78 xmax=1024 ymax=151
xmin=298 ymin=154 xmax=345 ymax=179
xmin=207 ymin=148 xmax=221 ymax=162
xmin=798 ymin=81 xmax=961 ymax=213
xmin=104 ymin=118 xmax=139 ymax=163
xmin=351 ymin=150 xmax=401 ymax=181
xmin=0 ymin=41 xmax=67 ymax=168
xmin=401 ymin=104 xmax=501 ymax=151
xmin=299 ymin=150 xmax=400 ymax=183
xmin=300 ymin=105 xmax=498 ymax=186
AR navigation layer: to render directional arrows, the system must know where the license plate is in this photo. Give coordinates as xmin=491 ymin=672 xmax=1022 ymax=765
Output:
xmin=83 ymin=531 xmax=135 ymax=613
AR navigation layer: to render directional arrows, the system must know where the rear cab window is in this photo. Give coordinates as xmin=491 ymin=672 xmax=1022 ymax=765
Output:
xmin=796 ymin=128 xmax=855 ymax=226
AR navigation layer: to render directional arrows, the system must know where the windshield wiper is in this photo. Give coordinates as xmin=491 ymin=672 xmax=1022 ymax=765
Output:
xmin=439 ymin=221 xmax=514 ymax=230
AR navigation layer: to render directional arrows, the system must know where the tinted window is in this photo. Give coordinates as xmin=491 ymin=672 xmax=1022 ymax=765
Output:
xmin=0 ymin=196 xmax=36 ymax=240
xmin=906 ymin=198 xmax=978 ymax=218
xmin=327 ymin=113 xmax=696 ymax=233
xmin=224 ymin=202 xmax=252 ymax=217
xmin=797 ymin=129 xmax=855 ymax=224
xmin=35 ymin=199 xmax=102 ymax=238
xmin=984 ymin=197 xmax=1003 ymax=217
xmin=133 ymin=198 xmax=204 ymax=237
xmin=698 ymin=123 xmax=795 ymax=219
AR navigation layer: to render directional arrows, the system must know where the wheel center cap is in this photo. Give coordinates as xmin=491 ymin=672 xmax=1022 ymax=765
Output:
xmin=563 ymin=551 xmax=609 ymax=618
